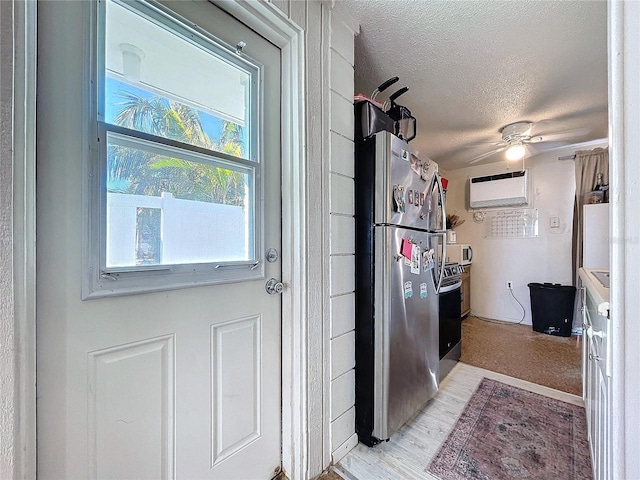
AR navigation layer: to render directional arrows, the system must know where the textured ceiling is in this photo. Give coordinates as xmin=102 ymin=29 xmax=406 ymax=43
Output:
xmin=342 ymin=0 xmax=608 ymax=170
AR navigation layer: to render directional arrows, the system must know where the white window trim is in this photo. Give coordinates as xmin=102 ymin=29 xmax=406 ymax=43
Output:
xmin=83 ymin=0 xmax=269 ymax=299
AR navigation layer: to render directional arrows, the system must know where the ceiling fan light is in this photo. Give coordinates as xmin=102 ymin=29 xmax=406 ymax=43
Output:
xmin=505 ymin=143 xmax=525 ymax=161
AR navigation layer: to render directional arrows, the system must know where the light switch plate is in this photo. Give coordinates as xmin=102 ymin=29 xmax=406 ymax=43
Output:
xmin=550 ymin=216 xmax=560 ymax=228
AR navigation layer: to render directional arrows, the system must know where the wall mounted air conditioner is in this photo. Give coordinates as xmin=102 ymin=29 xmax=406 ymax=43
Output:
xmin=469 ymin=170 xmax=529 ymax=208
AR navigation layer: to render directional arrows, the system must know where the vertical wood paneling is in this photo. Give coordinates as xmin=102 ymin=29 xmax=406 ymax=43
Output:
xmin=330 ymin=293 xmax=355 ymax=339
xmin=330 ymin=132 xmax=355 ymax=178
xmin=329 ymin=173 xmax=354 ymax=216
xmin=301 ymin=0 xmax=327 ymax=476
xmin=330 ymin=214 xmax=355 ymax=255
xmin=331 ymin=370 xmax=355 ymax=421
xmin=330 ymin=407 xmax=356 ymax=455
xmin=325 ymin=4 xmax=358 ymax=464
xmin=330 ymin=49 xmax=354 ymax=101
xmin=331 ymin=433 xmax=358 ymax=465
xmin=330 ymin=255 xmax=355 ymax=296
xmin=330 ymin=332 xmax=355 ymax=381
xmin=330 ymin=17 xmax=354 ymax=66
xmin=330 ymin=91 xmax=355 ymax=139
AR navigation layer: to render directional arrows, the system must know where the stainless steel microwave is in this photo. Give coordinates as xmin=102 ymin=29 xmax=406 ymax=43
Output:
xmin=446 ymin=244 xmax=473 ymax=265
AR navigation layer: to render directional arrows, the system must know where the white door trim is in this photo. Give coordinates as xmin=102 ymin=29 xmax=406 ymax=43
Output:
xmin=214 ymin=3 xmax=309 ymax=477
xmin=4 ymin=0 xmax=37 ymax=478
xmin=608 ymin=2 xmax=640 ymax=478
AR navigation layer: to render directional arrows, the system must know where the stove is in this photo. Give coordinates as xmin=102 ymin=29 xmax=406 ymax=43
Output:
xmin=441 ymin=262 xmax=464 ymax=290
xmin=439 ymin=262 xmax=462 ymax=381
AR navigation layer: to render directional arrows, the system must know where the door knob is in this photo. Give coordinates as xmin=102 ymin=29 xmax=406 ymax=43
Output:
xmin=265 ymin=278 xmax=285 ymax=295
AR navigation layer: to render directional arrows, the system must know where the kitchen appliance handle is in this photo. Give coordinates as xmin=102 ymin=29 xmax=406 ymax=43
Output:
xmin=436 ymin=232 xmax=447 ymax=294
xmin=436 ymin=172 xmax=446 ymax=233
xmin=467 ymin=245 xmax=473 ymax=262
xmin=376 ymin=76 xmax=399 ymax=93
xmin=405 ymin=117 xmax=417 ymax=142
xmin=435 ymin=173 xmax=447 ymax=294
xmin=371 ymin=76 xmax=399 ymax=101
xmin=439 ymin=281 xmax=462 ymax=293
xmin=388 ymin=86 xmax=409 ymax=103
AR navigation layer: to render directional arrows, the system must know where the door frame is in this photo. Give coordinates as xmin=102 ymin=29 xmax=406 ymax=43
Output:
xmin=7 ymin=0 xmax=312 ymax=478
xmin=4 ymin=0 xmax=37 ymax=478
xmin=608 ymin=2 xmax=640 ymax=478
xmin=199 ymin=2 xmax=311 ymax=478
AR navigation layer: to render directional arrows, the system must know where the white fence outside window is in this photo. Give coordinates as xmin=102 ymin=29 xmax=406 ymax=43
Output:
xmin=107 ymin=191 xmax=248 ymax=267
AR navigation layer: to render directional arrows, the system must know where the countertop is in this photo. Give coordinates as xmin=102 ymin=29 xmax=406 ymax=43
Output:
xmin=579 ymin=267 xmax=610 ymax=317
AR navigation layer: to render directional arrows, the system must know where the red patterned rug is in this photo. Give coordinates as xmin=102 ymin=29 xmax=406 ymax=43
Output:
xmin=427 ymin=378 xmax=592 ymax=480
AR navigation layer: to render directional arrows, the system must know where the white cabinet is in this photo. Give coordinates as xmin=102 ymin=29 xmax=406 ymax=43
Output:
xmin=580 ymin=277 xmax=611 ymax=480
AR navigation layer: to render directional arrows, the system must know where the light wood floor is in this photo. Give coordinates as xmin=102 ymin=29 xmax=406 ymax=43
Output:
xmin=334 ymin=363 xmax=583 ymax=480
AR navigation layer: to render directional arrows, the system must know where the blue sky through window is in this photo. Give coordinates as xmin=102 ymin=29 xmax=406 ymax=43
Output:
xmin=105 ymin=76 xmax=234 ymax=144
xmin=105 ymin=76 xmax=249 ymax=200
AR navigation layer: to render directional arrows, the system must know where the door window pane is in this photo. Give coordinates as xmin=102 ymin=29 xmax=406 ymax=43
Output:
xmin=104 ymin=0 xmax=252 ymax=159
xmin=99 ymin=0 xmax=261 ymax=279
xmin=106 ymin=132 xmax=254 ymax=268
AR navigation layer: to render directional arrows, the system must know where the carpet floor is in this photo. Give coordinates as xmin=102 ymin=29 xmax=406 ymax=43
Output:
xmin=427 ymin=378 xmax=592 ymax=480
xmin=461 ymin=316 xmax=582 ymax=396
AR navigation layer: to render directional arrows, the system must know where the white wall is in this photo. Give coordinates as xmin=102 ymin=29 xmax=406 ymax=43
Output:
xmin=445 ymin=144 xmax=604 ymax=325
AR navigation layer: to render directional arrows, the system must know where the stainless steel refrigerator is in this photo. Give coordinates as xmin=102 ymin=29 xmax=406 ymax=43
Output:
xmin=355 ymin=130 xmax=446 ymax=447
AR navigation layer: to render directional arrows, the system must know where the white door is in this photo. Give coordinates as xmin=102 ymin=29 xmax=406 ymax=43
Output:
xmin=36 ymin=1 xmax=282 ymax=479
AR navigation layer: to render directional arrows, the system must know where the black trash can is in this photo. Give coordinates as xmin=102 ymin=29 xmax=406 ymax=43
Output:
xmin=528 ymin=283 xmax=576 ymax=337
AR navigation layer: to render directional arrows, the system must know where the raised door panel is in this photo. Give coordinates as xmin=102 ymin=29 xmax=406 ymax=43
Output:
xmin=211 ymin=316 xmax=261 ymax=466
xmin=88 ymin=336 xmax=175 ymax=480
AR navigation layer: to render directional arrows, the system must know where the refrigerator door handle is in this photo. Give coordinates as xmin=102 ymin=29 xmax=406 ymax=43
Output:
xmin=436 ymin=231 xmax=447 ymax=294
xmin=435 ymin=172 xmax=446 ymax=232
xmin=434 ymin=172 xmax=447 ymax=294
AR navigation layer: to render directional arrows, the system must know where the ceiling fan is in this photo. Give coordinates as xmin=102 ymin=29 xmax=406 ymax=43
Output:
xmin=468 ymin=121 xmax=590 ymax=164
